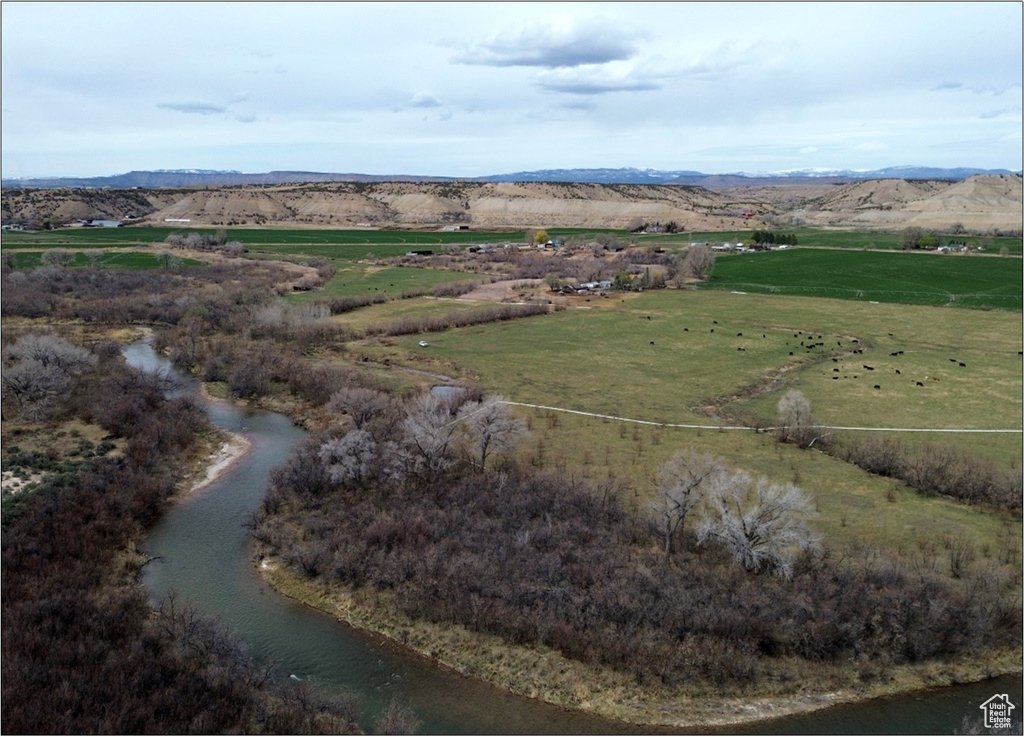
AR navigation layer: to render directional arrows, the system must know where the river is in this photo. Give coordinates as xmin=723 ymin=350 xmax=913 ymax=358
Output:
xmin=127 ymin=339 xmax=1021 ymax=734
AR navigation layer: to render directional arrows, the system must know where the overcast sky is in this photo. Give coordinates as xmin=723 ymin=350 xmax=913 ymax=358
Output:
xmin=2 ymin=2 xmax=1021 ymax=178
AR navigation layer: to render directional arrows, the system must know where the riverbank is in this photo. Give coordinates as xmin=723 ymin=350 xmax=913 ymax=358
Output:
xmin=255 ymin=554 xmax=1021 ymax=731
xmin=184 ymin=431 xmax=251 ymax=496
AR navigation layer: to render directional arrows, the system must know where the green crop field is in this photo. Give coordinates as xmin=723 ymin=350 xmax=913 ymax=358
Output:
xmin=639 ymin=228 xmax=1022 ymax=253
xmin=2 ymin=226 xmax=532 ymax=250
xmin=703 ymin=249 xmax=1023 ymax=308
xmin=0 ymin=227 xmax=178 ymax=248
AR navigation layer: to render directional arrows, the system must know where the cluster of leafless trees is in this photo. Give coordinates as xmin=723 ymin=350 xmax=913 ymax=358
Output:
xmin=253 ymin=389 xmax=1019 ymax=690
xmin=381 ymin=244 xmax=714 ymax=289
xmin=772 ymin=390 xmax=1021 ymax=511
xmin=399 ymin=280 xmax=482 ymax=299
xmin=829 ymin=436 xmax=1022 ymax=511
xmin=1 ymin=340 xmax=362 ymax=734
xmin=1 ymin=257 xmax=300 ymax=324
xmin=162 ymin=229 xmax=245 ymax=254
xmin=370 ymin=302 xmax=555 ymax=338
xmin=1 ymin=333 xmax=98 ymax=421
xmin=651 ymin=449 xmax=818 ymax=579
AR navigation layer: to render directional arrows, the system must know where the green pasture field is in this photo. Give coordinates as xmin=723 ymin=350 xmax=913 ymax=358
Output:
xmin=349 ymin=288 xmax=1020 ymax=561
xmin=497 ymin=407 xmax=1019 ymax=558
xmin=371 ymin=289 xmax=1021 ymax=466
xmin=703 ymin=249 xmax=1023 ymax=309
xmin=5 ymin=250 xmax=204 ymax=270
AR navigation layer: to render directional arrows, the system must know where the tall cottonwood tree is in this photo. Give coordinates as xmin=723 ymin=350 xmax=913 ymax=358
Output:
xmin=40 ymin=248 xmax=74 ymax=268
xmin=775 ymin=388 xmax=817 ymax=447
xmin=651 ymin=449 xmax=725 ymax=556
xmin=681 ymin=244 xmax=715 ymax=280
xmin=327 ymin=387 xmax=393 ymax=431
xmin=401 ymin=393 xmax=461 ymax=481
xmin=319 ymin=429 xmax=378 ymax=488
xmin=456 ymin=395 xmax=526 ymax=470
xmin=697 ymin=472 xmax=819 ymax=579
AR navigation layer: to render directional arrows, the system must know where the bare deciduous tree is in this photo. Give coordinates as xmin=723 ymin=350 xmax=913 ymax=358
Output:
xmin=1 ymin=334 xmax=97 ymax=420
xmin=651 ymin=449 xmax=725 ymax=556
xmin=900 ymin=226 xmax=924 ymax=250
xmin=319 ymin=430 xmax=377 ymax=488
xmin=456 ymin=395 xmax=526 ymax=470
xmin=156 ymin=249 xmax=183 ymax=271
xmin=327 ymin=387 xmax=392 ymax=430
xmin=697 ymin=473 xmax=819 ymax=578
xmin=41 ymin=247 xmax=74 ymax=268
xmin=374 ymin=697 xmax=421 ymax=736
xmin=775 ymin=389 xmax=817 ymax=447
xmin=401 ymin=393 xmax=460 ymax=480
xmin=184 ymin=233 xmax=208 ymax=250
xmin=680 ymin=244 xmax=715 ymax=280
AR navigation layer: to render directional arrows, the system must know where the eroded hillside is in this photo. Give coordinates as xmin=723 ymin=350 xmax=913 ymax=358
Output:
xmin=2 ymin=176 xmax=1020 ymax=233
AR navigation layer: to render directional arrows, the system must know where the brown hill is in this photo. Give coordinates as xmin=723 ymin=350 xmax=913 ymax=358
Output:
xmin=736 ymin=175 xmax=1022 ymax=232
xmin=2 ymin=176 xmax=1020 ymax=233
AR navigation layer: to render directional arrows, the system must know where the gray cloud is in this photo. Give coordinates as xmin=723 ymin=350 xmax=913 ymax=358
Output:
xmin=409 ymin=92 xmax=443 ymax=108
xmin=933 ymin=81 xmax=1021 ymax=96
xmin=979 ymin=107 xmax=1020 ymax=119
xmin=157 ymin=101 xmax=226 ymax=115
xmin=453 ymin=16 xmax=640 ymax=68
xmin=535 ymin=67 xmax=661 ymax=95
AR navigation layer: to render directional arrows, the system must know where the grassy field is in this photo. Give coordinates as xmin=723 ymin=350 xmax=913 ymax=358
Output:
xmin=337 ymin=288 xmax=1021 ymax=576
xmin=353 ymin=289 xmax=1022 ymax=463
xmin=703 ymin=248 xmax=1023 ymax=308
xmin=332 ymin=284 xmax=1022 ymax=575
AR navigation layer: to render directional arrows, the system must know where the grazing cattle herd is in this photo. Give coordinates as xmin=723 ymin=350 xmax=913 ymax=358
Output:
xmin=649 ymin=317 xmax=993 ymax=398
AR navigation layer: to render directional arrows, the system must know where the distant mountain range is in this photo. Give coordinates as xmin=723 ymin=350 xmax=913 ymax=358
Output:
xmin=2 ymin=166 xmax=1018 ymax=190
